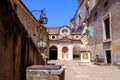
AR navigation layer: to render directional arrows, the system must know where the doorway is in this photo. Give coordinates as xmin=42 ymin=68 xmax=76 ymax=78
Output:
xmin=106 ymin=50 xmax=111 ymax=63
xmin=73 ymin=46 xmax=80 ymax=60
xmin=49 ymin=46 xmax=57 ymax=60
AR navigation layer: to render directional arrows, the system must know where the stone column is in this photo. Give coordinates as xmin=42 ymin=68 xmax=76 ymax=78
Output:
xmin=58 ymin=45 xmax=62 ymax=60
xmin=69 ymin=45 xmax=73 ymax=60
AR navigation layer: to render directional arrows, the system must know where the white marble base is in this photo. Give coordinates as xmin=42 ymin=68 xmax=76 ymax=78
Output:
xmin=26 ymin=65 xmax=65 ymax=80
xmin=79 ymin=50 xmax=91 ymax=65
xmin=78 ymin=61 xmax=91 ymax=65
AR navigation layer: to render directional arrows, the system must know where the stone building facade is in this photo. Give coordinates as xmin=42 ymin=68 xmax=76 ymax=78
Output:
xmin=47 ymin=26 xmax=83 ymax=60
xmin=71 ymin=0 xmax=120 ymax=64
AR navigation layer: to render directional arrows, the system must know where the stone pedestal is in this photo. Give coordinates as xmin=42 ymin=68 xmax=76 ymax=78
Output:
xmin=79 ymin=50 xmax=91 ymax=65
xmin=26 ymin=65 xmax=65 ymax=80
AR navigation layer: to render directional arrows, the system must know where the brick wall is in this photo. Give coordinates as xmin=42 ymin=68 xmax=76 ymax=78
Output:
xmin=0 ymin=0 xmax=45 ymax=80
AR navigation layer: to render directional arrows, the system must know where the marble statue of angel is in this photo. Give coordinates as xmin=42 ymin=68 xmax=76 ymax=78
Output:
xmin=80 ymin=23 xmax=89 ymax=48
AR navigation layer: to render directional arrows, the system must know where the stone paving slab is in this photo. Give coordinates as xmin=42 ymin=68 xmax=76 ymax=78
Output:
xmin=48 ymin=60 xmax=120 ymax=80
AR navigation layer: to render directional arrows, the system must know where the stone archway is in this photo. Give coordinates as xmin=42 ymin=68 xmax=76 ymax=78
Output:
xmin=49 ymin=46 xmax=58 ymax=60
xmin=62 ymin=46 xmax=68 ymax=59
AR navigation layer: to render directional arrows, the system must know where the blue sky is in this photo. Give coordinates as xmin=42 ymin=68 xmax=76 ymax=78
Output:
xmin=22 ymin=0 xmax=77 ymax=27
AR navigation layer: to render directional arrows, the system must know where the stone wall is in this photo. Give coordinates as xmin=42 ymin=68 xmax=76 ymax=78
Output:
xmin=0 ymin=0 xmax=45 ymax=80
xmin=88 ymin=0 xmax=120 ymax=64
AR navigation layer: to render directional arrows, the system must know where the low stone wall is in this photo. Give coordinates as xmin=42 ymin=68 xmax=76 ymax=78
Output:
xmin=26 ymin=65 xmax=65 ymax=80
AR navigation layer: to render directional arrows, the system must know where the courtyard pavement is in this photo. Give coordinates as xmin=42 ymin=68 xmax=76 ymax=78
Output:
xmin=48 ymin=60 xmax=120 ymax=80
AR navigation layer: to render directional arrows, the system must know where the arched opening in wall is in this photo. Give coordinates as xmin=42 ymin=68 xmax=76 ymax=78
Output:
xmin=62 ymin=46 xmax=68 ymax=59
xmin=49 ymin=46 xmax=58 ymax=60
xmin=73 ymin=46 xmax=80 ymax=60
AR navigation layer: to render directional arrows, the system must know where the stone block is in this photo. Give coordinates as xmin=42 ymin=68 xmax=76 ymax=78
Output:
xmin=26 ymin=65 xmax=65 ymax=80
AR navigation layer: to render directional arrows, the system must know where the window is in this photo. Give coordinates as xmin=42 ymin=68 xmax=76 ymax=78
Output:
xmin=93 ymin=11 xmax=98 ymax=20
xmin=76 ymin=36 xmax=79 ymax=38
xmin=94 ymin=11 xmax=97 ymax=18
xmin=14 ymin=3 xmax=17 ymax=11
xmin=79 ymin=13 xmax=81 ymax=28
xmin=104 ymin=17 xmax=110 ymax=39
xmin=103 ymin=13 xmax=111 ymax=42
xmin=85 ymin=7 xmax=89 ymax=19
xmin=52 ymin=35 xmax=56 ymax=39
xmin=52 ymin=36 xmax=55 ymax=39
xmin=85 ymin=0 xmax=90 ymax=19
xmin=104 ymin=0 xmax=108 ymax=8
xmin=62 ymin=29 xmax=68 ymax=33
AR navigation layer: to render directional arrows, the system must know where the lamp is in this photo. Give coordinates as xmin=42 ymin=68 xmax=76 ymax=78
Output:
xmin=37 ymin=41 xmax=47 ymax=48
xmin=39 ymin=16 xmax=48 ymax=24
xmin=39 ymin=8 xmax=48 ymax=24
xmin=31 ymin=8 xmax=48 ymax=24
xmin=38 ymin=41 xmax=48 ymax=65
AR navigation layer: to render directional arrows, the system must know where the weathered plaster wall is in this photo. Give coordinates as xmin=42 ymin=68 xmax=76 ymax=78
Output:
xmin=88 ymin=0 xmax=120 ymax=64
